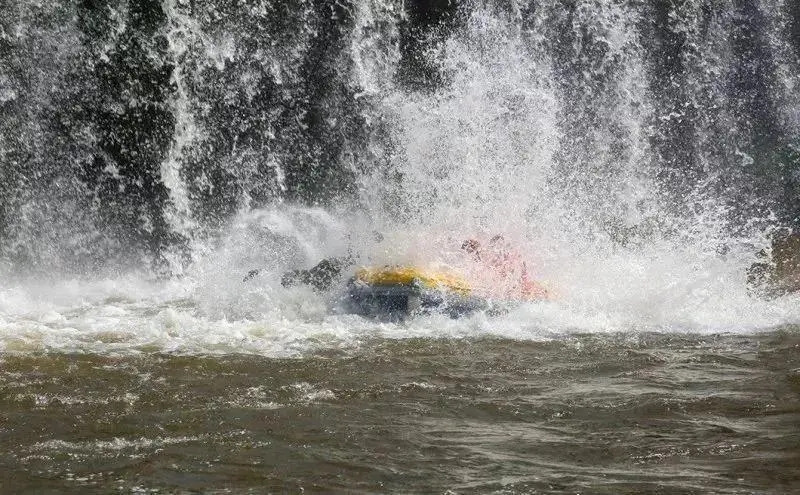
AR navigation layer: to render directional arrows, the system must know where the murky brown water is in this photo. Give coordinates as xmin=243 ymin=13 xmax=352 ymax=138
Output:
xmin=1 ymin=330 xmax=799 ymax=494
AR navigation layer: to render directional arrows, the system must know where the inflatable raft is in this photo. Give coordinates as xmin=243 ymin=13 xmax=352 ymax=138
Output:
xmin=343 ymin=265 xmax=493 ymax=319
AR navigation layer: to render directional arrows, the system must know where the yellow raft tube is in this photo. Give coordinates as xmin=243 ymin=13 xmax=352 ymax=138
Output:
xmin=352 ymin=266 xmax=472 ymax=295
xmin=346 ymin=265 xmax=487 ymax=319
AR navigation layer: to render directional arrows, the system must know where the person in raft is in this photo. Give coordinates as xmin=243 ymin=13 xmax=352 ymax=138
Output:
xmin=245 ymin=231 xmax=385 ymax=291
xmin=461 ymin=235 xmax=549 ymax=300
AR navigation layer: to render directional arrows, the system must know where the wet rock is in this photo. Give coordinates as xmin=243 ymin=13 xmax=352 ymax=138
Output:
xmin=748 ymin=231 xmax=800 ymax=296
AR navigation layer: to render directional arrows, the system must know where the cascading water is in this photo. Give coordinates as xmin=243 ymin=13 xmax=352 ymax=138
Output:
xmin=1 ymin=0 xmax=800 ymax=340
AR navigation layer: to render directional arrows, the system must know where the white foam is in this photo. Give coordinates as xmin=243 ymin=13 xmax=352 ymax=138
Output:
xmin=30 ymin=435 xmax=204 ymax=453
xmin=0 ymin=266 xmax=795 ymax=357
xmin=1 ymin=203 xmax=798 ymax=357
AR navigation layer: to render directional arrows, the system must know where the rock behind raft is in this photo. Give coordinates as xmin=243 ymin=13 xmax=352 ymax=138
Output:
xmin=748 ymin=231 xmax=800 ymax=296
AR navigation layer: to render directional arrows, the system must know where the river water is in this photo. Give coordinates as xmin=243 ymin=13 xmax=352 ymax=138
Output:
xmin=2 ymin=330 xmax=799 ymax=493
xmin=0 ymin=271 xmax=799 ymax=493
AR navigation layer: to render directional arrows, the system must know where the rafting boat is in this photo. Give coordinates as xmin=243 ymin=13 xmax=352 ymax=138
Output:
xmin=274 ymin=256 xmax=550 ymax=319
xmin=343 ymin=265 xmax=495 ymax=319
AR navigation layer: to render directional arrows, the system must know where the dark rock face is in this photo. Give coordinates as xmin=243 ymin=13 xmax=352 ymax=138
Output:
xmin=176 ymin=0 xmax=375 ymax=219
xmin=74 ymin=0 xmax=179 ymax=269
xmin=641 ymin=1 xmax=700 ymax=205
xmin=748 ymin=230 xmax=800 ymax=296
xmin=1 ymin=0 xmax=398 ymax=272
xmin=398 ymin=0 xmax=459 ymax=90
xmin=788 ymin=1 xmax=800 ymax=67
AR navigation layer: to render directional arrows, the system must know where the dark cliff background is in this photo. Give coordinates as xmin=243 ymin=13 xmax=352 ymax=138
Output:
xmin=1 ymin=0 xmax=798 ymax=273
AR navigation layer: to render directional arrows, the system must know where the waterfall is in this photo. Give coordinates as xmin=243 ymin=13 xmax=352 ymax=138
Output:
xmin=0 ymin=0 xmax=799 ymax=275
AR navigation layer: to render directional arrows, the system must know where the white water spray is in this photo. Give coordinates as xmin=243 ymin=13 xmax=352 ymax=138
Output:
xmin=160 ymin=0 xmax=202 ymax=250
